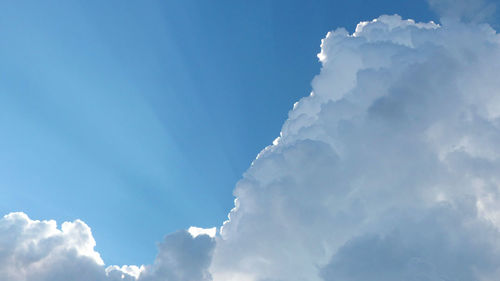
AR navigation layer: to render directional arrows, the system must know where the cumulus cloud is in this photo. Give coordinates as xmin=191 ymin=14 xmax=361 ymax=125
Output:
xmin=211 ymin=13 xmax=500 ymax=281
xmin=5 ymin=3 xmax=500 ymax=281
xmin=139 ymin=230 xmax=215 ymax=281
xmin=0 ymin=212 xmax=107 ymax=281
xmin=0 ymin=212 xmax=214 ymax=281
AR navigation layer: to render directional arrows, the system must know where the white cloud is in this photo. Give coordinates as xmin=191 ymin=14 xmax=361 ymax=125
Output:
xmin=0 ymin=212 xmax=108 ymax=281
xmin=188 ymin=226 xmax=217 ymax=238
xmin=5 ymin=6 xmax=500 ymax=281
xmin=211 ymin=13 xmax=500 ymax=281
xmin=0 ymin=212 xmax=214 ymax=281
xmin=106 ymin=265 xmax=144 ymax=280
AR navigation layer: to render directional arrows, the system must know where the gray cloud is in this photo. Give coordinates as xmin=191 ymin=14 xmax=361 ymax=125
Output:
xmin=139 ymin=230 xmax=215 ymax=281
xmin=321 ymin=202 xmax=500 ymax=281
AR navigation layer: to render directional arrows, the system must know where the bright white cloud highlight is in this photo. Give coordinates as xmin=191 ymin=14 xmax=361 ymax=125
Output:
xmin=188 ymin=226 xmax=217 ymax=238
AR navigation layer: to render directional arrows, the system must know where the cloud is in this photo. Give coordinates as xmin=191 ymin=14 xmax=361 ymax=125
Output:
xmin=139 ymin=230 xmax=215 ymax=281
xmin=0 ymin=212 xmax=214 ymax=281
xmin=188 ymin=226 xmax=217 ymax=238
xmin=210 ymin=14 xmax=500 ymax=281
xmin=321 ymin=202 xmax=500 ymax=281
xmin=0 ymin=212 xmax=109 ymax=281
xmin=5 ymin=6 xmax=500 ymax=281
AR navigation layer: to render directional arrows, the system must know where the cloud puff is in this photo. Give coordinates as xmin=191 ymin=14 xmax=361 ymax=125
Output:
xmin=139 ymin=230 xmax=215 ymax=281
xmin=211 ymin=14 xmax=500 ymax=281
xmin=5 ymin=6 xmax=500 ymax=281
xmin=0 ymin=212 xmax=214 ymax=281
xmin=0 ymin=212 xmax=107 ymax=281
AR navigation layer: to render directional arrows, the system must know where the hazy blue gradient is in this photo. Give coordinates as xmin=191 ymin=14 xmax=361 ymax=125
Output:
xmin=0 ymin=0 xmax=438 ymax=265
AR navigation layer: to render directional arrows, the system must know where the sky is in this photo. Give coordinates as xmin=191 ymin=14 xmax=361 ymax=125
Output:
xmin=4 ymin=0 xmax=500 ymax=280
xmin=0 ymin=0 xmax=437 ymax=266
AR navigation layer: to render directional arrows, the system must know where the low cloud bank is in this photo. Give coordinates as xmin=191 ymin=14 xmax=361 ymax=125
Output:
xmin=4 ymin=6 xmax=500 ymax=281
xmin=0 ymin=212 xmax=214 ymax=281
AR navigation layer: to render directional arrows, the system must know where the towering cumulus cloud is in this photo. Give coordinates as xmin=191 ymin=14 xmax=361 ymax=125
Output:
xmin=4 ymin=9 xmax=500 ymax=281
xmin=211 ymin=14 xmax=500 ymax=281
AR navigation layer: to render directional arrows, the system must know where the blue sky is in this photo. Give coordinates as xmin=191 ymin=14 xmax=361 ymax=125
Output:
xmin=0 ymin=0 xmax=441 ymax=266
